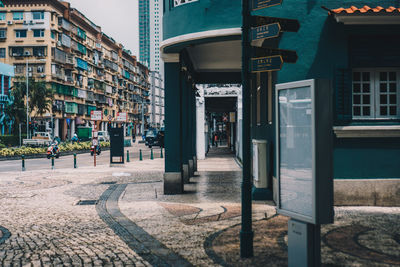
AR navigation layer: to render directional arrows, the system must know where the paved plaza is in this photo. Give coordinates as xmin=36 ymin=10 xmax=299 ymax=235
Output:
xmin=0 ymin=147 xmax=399 ymax=266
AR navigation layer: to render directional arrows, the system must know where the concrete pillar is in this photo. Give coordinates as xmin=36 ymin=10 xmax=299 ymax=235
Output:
xmin=54 ymin=119 xmax=59 ymax=139
xmin=71 ymin=119 xmax=75 ymax=136
xmin=164 ymin=62 xmax=183 ymax=194
xmin=181 ymin=75 xmax=190 ymax=183
xmin=196 ymin=87 xmax=205 ymax=160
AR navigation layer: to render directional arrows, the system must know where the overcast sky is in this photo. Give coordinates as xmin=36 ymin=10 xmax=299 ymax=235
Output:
xmin=66 ymin=0 xmax=139 ymax=56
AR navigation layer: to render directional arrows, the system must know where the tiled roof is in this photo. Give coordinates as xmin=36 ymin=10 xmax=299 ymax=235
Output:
xmin=331 ymin=6 xmax=400 ymax=14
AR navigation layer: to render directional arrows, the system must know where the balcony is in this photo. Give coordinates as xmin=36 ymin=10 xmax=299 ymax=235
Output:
xmin=0 ymin=95 xmax=9 ymax=102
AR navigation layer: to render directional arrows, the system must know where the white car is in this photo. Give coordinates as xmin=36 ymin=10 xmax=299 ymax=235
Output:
xmin=97 ymin=131 xmax=110 ymax=142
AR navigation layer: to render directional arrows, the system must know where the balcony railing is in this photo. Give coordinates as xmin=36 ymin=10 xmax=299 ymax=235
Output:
xmin=0 ymin=95 xmax=9 ymax=102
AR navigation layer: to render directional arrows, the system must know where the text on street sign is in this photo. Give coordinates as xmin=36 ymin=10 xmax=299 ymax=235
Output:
xmin=250 ymin=55 xmax=283 ymax=73
xmin=250 ymin=22 xmax=281 ymax=41
xmin=252 ymin=0 xmax=282 ymax=11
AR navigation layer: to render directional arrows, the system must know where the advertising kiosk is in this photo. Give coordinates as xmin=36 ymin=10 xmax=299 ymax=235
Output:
xmin=276 ymin=79 xmax=333 ymax=267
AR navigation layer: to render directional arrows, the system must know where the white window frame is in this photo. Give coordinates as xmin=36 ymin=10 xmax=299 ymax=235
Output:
xmin=0 ymin=29 xmax=6 ymax=38
xmin=33 ymin=29 xmax=45 ymax=38
xmin=0 ymin=48 xmax=6 ymax=58
xmin=13 ymin=12 xmax=24 ymax=21
xmin=32 ymin=11 xmax=44 ymax=20
xmin=352 ymin=68 xmax=400 ymax=120
xmin=15 ymin=29 xmax=27 ymax=38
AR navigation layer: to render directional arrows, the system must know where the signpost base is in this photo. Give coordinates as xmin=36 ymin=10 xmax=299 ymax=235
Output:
xmin=288 ymin=219 xmax=321 ymax=267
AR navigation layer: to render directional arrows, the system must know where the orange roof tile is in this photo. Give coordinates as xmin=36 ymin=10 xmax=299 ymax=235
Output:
xmin=330 ymin=5 xmax=400 ymax=14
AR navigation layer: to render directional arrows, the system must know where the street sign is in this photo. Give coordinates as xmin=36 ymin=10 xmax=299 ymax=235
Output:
xmin=253 ymin=47 xmax=298 ymax=63
xmin=90 ymin=110 xmax=102 ymax=121
xmin=251 ymin=16 xmax=300 ymax=32
xmin=108 ymin=115 xmax=113 ymax=121
xmin=250 ymin=22 xmax=281 ymax=41
xmin=116 ymin=112 xmax=127 ymax=122
xmin=250 ymin=55 xmax=283 ymax=73
xmin=252 ymin=0 xmax=282 ymax=11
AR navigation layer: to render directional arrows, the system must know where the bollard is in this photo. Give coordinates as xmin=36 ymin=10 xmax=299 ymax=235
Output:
xmin=150 ymin=148 xmax=154 ymax=160
xmin=22 ymin=155 xmax=25 ymax=171
xmin=160 ymin=147 xmax=163 ymax=158
xmin=127 ymin=150 xmax=130 ymax=162
xmin=74 ymin=153 xmax=77 ymax=168
xmin=139 ymin=149 xmax=143 ymax=161
xmin=51 ymin=155 xmax=54 ymax=170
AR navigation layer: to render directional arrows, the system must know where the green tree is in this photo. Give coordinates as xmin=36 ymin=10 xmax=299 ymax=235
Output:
xmin=4 ymin=82 xmax=26 ymax=133
xmin=6 ymin=77 xmax=54 ymax=133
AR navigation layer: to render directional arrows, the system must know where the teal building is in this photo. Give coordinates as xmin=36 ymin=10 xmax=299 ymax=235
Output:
xmin=0 ymin=62 xmax=14 ymax=135
xmin=161 ymin=0 xmax=400 ymax=205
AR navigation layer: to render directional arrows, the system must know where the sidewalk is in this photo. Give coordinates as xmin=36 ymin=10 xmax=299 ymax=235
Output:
xmin=0 ymin=148 xmax=399 ymax=266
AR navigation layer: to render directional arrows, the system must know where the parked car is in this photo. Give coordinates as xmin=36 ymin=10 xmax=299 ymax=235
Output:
xmin=146 ymin=129 xmax=164 ymax=148
xmin=145 ymin=129 xmax=157 ymax=148
xmin=97 ymin=131 xmax=110 ymax=142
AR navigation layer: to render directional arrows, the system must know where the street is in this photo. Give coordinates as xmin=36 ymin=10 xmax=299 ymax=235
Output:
xmin=0 ymin=147 xmax=399 ymax=266
xmin=0 ymin=143 xmax=164 ymax=173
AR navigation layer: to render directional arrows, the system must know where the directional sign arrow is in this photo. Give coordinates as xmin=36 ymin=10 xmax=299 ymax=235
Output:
xmin=253 ymin=47 xmax=298 ymax=63
xmin=251 ymin=0 xmax=283 ymax=11
xmin=250 ymin=22 xmax=281 ymax=41
xmin=250 ymin=55 xmax=283 ymax=73
xmin=251 ymin=16 xmax=300 ymax=32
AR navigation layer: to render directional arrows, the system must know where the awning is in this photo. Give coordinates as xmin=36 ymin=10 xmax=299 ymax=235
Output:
xmin=325 ymin=5 xmax=400 ymax=25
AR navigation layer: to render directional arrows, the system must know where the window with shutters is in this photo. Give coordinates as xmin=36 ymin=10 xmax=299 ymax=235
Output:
xmin=352 ymin=69 xmax=400 ymax=119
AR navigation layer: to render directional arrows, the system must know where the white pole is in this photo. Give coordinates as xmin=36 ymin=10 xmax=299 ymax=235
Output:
xmin=26 ymin=61 xmax=29 ymax=139
xmin=142 ymin=103 xmax=144 ymax=134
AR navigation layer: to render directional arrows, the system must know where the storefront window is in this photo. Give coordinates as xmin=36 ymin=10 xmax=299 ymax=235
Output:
xmin=352 ymin=69 xmax=399 ymax=119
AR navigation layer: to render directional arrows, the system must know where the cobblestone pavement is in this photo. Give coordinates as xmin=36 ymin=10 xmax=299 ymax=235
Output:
xmin=0 ymin=149 xmax=399 ymax=267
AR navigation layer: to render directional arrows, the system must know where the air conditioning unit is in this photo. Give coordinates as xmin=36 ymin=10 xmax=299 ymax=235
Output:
xmin=57 ymin=41 xmax=62 ymax=46
xmin=28 ymin=73 xmax=32 ymax=77
xmin=7 ymin=21 xmax=13 ymax=25
xmin=40 ymin=74 xmax=46 ymax=78
xmin=24 ymin=51 xmax=31 ymax=56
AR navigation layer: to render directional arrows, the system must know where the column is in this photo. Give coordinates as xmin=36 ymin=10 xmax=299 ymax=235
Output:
xmin=71 ymin=119 xmax=76 ymax=137
xmin=191 ymin=84 xmax=197 ymax=173
xmin=54 ymin=119 xmax=59 ymax=139
xmin=181 ymin=74 xmax=190 ymax=183
xmin=164 ymin=62 xmax=183 ymax=194
xmin=187 ymin=81 xmax=194 ymax=177
xmin=196 ymin=88 xmax=205 ymax=160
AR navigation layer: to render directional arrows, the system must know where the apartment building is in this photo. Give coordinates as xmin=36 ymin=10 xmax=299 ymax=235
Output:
xmin=139 ymin=0 xmax=164 ymax=128
xmin=0 ymin=0 xmax=150 ymax=140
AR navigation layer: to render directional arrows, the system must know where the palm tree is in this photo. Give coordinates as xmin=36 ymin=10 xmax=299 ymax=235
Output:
xmin=29 ymin=80 xmax=54 ymax=117
xmin=6 ymin=77 xmax=54 ymax=134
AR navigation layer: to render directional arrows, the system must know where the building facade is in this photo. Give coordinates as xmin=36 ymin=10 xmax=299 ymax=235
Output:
xmin=139 ymin=0 xmax=164 ymax=129
xmin=149 ymin=71 xmax=164 ymax=128
xmin=0 ymin=62 xmax=14 ymax=135
xmin=161 ymin=0 xmax=400 ymax=205
xmin=0 ymin=0 xmax=150 ymax=140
